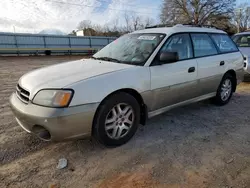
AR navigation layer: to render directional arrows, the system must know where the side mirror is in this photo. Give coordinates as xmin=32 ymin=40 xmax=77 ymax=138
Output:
xmin=159 ymin=51 xmax=179 ymax=64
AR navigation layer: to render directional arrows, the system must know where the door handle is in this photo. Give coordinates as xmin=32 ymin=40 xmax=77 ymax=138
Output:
xmin=188 ymin=67 xmax=195 ymax=73
xmin=220 ymin=61 xmax=225 ymax=66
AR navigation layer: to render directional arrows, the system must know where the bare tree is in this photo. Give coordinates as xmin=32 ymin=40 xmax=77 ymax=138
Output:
xmin=144 ymin=17 xmax=155 ymax=27
xmin=124 ymin=12 xmax=132 ymax=32
xmin=234 ymin=4 xmax=250 ymax=32
xmin=77 ymin=20 xmax=92 ymax=30
xmin=92 ymin=24 xmax=104 ymax=36
xmin=76 ymin=15 xmax=155 ymax=36
xmin=160 ymin=0 xmax=236 ymax=26
xmin=123 ymin=13 xmax=153 ymax=32
xmin=112 ymin=18 xmax=119 ymax=31
xmin=131 ymin=14 xmax=143 ymax=31
xmin=68 ymin=30 xmax=76 ymax=36
xmin=103 ymin=23 xmax=110 ymax=33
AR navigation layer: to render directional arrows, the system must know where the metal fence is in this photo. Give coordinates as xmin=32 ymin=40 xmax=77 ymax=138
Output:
xmin=0 ymin=32 xmax=116 ymax=55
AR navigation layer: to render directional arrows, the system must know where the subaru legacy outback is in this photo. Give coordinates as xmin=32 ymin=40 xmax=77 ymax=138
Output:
xmin=10 ymin=25 xmax=244 ymax=146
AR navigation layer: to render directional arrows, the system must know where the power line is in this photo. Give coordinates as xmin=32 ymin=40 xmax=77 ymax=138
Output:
xmin=95 ymin=0 xmax=161 ymax=11
xmin=46 ymin=0 xmax=157 ymax=15
xmin=47 ymin=0 xmax=157 ymax=14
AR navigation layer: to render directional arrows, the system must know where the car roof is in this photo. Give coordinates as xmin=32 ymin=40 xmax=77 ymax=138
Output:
xmin=132 ymin=24 xmax=226 ymax=35
xmin=234 ymin=31 xmax=250 ymax=35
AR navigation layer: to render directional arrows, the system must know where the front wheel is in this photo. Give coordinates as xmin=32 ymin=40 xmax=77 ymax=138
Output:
xmin=213 ymin=73 xmax=234 ymax=105
xmin=93 ymin=92 xmax=140 ymax=147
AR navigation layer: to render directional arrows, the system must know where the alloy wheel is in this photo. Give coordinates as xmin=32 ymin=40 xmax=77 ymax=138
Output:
xmin=105 ymin=103 xmax=134 ymax=139
xmin=220 ymin=78 xmax=232 ymax=101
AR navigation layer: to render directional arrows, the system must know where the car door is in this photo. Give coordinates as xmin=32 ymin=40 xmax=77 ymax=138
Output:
xmin=149 ymin=33 xmax=198 ymax=112
xmin=191 ymin=33 xmax=240 ymax=96
xmin=190 ymin=33 xmax=222 ymax=96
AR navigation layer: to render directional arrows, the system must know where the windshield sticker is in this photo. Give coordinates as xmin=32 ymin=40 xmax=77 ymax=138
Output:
xmin=138 ymin=36 xmax=156 ymax=40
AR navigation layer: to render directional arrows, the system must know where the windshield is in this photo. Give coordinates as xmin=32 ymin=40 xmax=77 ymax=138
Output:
xmin=232 ymin=34 xmax=250 ymax=47
xmin=93 ymin=33 xmax=165 ymax=65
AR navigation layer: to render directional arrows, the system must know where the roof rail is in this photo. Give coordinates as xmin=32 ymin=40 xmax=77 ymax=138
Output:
xmin=175 ymin=24 xmax=219 ymax=29
xmin=145 ymin=24 xmax=173 ymax=29
xmin=145 ymin=23 xmax=219 ymax=30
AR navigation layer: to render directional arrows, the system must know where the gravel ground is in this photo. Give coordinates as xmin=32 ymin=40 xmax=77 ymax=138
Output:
xmin=0 ymin=56 xmax=250 ymax=188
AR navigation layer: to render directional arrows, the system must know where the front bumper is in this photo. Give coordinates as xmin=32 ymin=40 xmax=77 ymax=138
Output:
xmin=9 ymin=93 xmax=99 ymax=141
xmin=244 ymin=72 xmax=250 ymax=81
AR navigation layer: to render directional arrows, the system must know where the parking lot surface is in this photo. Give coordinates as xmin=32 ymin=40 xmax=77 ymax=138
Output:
xmin=0 ymin=56 xmax=250 ymax=188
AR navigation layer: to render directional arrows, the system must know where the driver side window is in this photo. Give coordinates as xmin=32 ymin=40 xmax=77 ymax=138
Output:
xmin=161 ymin=34 xmax=193 ymax=60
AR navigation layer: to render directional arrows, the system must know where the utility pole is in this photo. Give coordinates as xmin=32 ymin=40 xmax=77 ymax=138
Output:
xmin=238 ymin=9 xmax=241 ymax=33
xmin=247 ymin=7 xmax=250 ymax=29
xmin=13 ymin=26 xmax=16 ymax=33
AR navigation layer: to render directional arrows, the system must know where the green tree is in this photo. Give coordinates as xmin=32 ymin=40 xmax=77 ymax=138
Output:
xmin=68 ymin=30 xmax=76 ymax=36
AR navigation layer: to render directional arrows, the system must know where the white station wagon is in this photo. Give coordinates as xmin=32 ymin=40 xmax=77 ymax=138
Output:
xmin=10 ymin=25 xmax=244 ymax=146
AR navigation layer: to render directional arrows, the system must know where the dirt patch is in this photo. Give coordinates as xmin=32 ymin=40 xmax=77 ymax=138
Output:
xmin=96 ymin=167 xmax=161 ymax=188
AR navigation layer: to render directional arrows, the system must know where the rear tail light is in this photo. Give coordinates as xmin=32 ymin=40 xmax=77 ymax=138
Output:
xmin=244 ymin=57 xmax=247 ymax=67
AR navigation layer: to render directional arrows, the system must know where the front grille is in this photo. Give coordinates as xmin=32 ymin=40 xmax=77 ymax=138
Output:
xmin=16 ymin=84 xmax=30 ymax=104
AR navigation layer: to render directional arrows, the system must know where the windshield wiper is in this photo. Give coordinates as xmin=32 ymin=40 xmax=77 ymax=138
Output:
xmin=92 ymin=56 xmax=121 ymax=63
xmin=92 ymin=56 xmax=142 ymax=66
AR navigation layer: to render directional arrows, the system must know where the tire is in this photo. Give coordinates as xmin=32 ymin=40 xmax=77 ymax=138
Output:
xmin=213 ymin=73 xmax=234 ymax=106
xmin=93 ymin=92 xmax=140 ymax=147
xmin=45 ymin=50 xmax=51 ymax=56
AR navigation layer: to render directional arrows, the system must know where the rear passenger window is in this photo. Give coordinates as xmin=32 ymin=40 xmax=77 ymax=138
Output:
xmin=210 ymin=34 xmax=238 ymax=53
xmin=190 ymin=34 xmax=218 ymax=57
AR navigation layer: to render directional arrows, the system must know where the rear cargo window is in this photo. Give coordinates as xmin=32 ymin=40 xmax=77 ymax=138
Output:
xmin=210 ymin=34 xmax=238 ymax=53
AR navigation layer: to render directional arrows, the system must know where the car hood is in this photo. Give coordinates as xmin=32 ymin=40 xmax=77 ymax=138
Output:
xmin=239 ymin=47 xmax=250 ymax=57
xmin=19 ymin=59 xmax=134 ymax=95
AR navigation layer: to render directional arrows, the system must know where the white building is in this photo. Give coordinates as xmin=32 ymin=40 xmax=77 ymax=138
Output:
xmin=76 ymin=30 xmax=84 ymax=36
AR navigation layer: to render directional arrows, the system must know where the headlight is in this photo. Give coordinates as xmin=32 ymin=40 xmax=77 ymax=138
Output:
xmin=32 ymin=89 xmax=73 ymax=107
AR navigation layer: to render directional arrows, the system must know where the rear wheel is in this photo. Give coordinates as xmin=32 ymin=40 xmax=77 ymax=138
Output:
xmin=93 ymin=92 xmax=140 ymax=147
xmin=213 ymin=73 xmax=234 ymax=105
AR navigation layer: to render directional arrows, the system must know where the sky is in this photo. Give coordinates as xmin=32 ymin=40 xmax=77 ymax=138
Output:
xmin=0 ymin=0 xmax=249 ymax=34
xmin=0 ymin=0 xmax=162 ymax=34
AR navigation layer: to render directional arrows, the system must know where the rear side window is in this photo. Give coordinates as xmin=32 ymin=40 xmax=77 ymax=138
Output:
xmin=190 ymin=33 xmax=218 ymax=57
xmin=210 ymin=34 xmax=238 ymax=53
